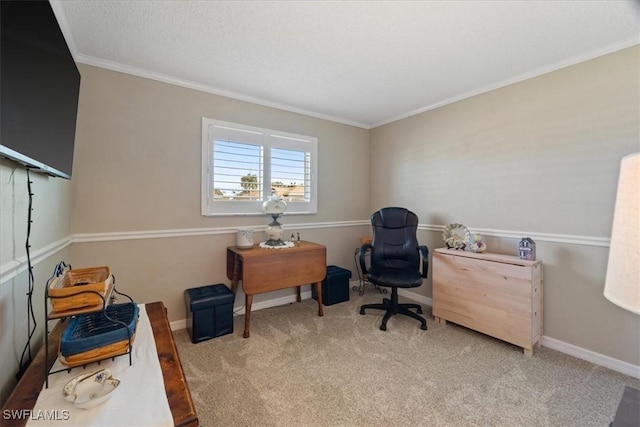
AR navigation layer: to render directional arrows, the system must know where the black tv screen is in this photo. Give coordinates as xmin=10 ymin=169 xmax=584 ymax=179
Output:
xmin=1 ymin=0 xmax=80 ymax=179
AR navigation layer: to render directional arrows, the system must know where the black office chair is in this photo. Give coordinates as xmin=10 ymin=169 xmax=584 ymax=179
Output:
xmin=359 ymin=207 xmax=429 ymax=331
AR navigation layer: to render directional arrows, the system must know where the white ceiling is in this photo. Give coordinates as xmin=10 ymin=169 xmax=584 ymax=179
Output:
xmin=52 ymin=0 xmax=640 ymax=129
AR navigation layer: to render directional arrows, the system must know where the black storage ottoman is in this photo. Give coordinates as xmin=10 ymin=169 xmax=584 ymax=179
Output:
xmin=184 ymin=284 xmax=234 ymax=343
xmin=312 ymin=265 xmax=352 ymax=306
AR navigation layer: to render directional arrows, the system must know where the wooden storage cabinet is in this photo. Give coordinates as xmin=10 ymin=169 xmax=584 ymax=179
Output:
xmin=432 ymin=248 xmax=543 ymax=356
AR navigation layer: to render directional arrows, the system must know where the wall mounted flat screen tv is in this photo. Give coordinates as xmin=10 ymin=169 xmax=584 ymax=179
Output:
xmin=1 ymin=0 xmax=81 ymax=179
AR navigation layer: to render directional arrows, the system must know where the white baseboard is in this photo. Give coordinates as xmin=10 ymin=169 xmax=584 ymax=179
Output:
xmin=170 ymin=318 xmax=187 ymax=331
xmin=398 ymin=288 xmax=433 ymax=306
xmin=397 ymin=289 xmax=640 ymax=379
xmin=541 ymin=336 xmax=640 ymax=379
xmin=169 ymin=290 xmax=315 ymax=332
xmin=170 ymin=282 xmax=640 ymax=380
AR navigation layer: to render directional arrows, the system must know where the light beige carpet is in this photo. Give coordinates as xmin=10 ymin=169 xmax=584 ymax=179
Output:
xmin=173 ymin=290 xmax=640 ymax=427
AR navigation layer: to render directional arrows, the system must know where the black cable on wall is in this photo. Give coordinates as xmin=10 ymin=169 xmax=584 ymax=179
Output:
xmin=16 ymin=169 xmax=37 ymax=380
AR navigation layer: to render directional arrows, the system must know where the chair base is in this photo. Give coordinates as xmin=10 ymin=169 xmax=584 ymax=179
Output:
xmin=359 ymin=287 xmax=427 ymax=331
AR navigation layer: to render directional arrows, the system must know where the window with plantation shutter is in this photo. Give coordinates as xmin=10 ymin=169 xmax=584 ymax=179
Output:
xmin=201 ymin=118 xmax=317 ymax=216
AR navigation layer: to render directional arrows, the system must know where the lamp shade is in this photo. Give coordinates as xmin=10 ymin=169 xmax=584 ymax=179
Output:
xmin=262 ymin=192 xmax=287 ymax=215
xmin=604 ymin=153 xmax=640 ymax=315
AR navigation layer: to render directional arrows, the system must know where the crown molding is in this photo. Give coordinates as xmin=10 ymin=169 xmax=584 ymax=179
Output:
xmin=371 ymin=38 xmax=640 ymax=129
xmin=74 ymin=54 xmax=371 ymax=130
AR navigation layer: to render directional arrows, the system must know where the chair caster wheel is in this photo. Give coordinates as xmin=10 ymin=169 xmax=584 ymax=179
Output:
xmin=380 ymin=324 xmax=387 ymax=331
xmin=417 ymin=307 xmax=423 ymax=314
xmin=421 ymin=324 xmax=427 ymax=330
xmin=360 ymin=308 xmax=365 ymax=315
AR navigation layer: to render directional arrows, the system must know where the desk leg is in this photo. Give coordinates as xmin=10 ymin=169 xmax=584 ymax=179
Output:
xmin=296 ymin=286 xmax=301 ymax=302
xmin=243 ymin=294 xmax=253 ymax=338
xmin=231 ymin=255 xmax=241 ymax=295
xmin=314 ymin=282 xmax=324 ymax=317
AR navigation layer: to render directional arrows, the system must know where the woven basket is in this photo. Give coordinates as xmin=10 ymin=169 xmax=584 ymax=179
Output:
xmin=59 ymin=302 xmax=139 ymax=367
xmin=49 ymin=266 xmax=112 ymax=312
xmin=59 ymin=336 xmax=136 ymax=367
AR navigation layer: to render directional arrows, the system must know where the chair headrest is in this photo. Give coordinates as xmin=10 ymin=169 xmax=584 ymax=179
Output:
xmin=372 ymin=207 xmax=418 ymax=229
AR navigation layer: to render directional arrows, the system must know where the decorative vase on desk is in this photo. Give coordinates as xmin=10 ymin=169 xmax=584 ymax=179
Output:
xmin=262 ymin=192 xmax=287 ymax=247
xmin=468 ymin=234 xmax=487 ymax=253
xmin=265 ymin=217 xmax=284 ymax=244
xmin=236 ymin=228 xmax=254 ymax=248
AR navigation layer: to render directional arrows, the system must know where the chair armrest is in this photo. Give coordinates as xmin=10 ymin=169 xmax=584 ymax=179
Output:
xmin=359 ymin=243 xmax=372 ymax=276
xmin=419 ymin=245 xmax=429 ymax=278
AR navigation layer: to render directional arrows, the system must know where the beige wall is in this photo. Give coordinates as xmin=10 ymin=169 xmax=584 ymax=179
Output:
xmin=370 ymin=46 xmax=640 ymax=365
xmin=69 ymin=64 xmax=371 ymax=323
xmin=2 ymin=45 xmax=638 ymax=406
xmin=0 ymin=160 xmax=72 ymax=404
xmin=71 ymin=65 xmax=370 ymax=233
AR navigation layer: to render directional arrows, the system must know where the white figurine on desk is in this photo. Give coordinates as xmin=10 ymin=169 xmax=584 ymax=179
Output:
xmin=467 ymin=234 xmax=487 ymax=253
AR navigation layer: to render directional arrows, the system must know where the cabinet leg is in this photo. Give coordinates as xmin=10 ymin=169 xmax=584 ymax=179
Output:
xmin=523 ymin=348 xmax=533 ymax=357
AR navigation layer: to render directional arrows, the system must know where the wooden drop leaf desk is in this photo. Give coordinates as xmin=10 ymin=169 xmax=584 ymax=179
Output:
xmin=432 ymin=248 xmax=543 ymax=357
xmin=226 ymin=241 xmax=327 ymax=338
xmin=1 ymin=302 xmax=198 ymax=427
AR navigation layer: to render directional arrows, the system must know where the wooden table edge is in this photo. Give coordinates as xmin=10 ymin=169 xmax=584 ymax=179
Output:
xmin=0 ymin=301 xmax=198 ymax=427
xmin=146 ymin=301 xmax=199 ymax=427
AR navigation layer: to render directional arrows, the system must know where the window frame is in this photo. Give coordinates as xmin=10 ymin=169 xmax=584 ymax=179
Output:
xmin=201 ymin=118 xmax=318 ymax=216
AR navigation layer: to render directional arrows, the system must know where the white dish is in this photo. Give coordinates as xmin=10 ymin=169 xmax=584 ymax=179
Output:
xmin=63 ymin=368 xmax=120 ymax=410
xmin=442 ymin=223 xmax=470 ymax=250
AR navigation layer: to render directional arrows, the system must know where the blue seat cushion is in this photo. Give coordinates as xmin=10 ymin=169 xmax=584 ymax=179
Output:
xmin=367 ymin=265 xmax=423 ymax=288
